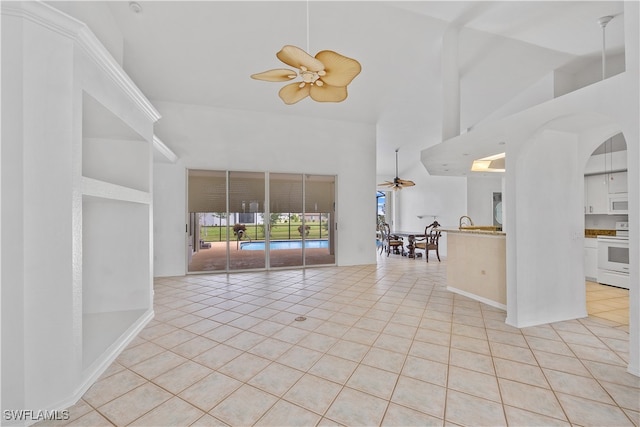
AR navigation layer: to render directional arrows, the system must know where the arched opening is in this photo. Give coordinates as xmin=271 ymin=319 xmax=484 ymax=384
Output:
xmin=583 ymin=133 xmax=629 ymax=326
xmin=507 ymin=112 xmax=628 ymax=326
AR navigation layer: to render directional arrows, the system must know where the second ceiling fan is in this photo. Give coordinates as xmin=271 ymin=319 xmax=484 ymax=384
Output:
xmin=378 ymin=149 xmax=415 ymax=191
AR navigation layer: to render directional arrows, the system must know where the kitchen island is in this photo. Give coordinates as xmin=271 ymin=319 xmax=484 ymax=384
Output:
xmin=442 ymin=228 xmax=506 ymax=309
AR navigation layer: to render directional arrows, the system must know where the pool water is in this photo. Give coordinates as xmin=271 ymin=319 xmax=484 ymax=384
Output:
xmin=240 ymin=239 xmax=328 ymax=251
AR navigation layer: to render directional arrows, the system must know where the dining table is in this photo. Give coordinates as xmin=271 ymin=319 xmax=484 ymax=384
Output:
xmin=393 ymin=231 xmax=425 ymax=258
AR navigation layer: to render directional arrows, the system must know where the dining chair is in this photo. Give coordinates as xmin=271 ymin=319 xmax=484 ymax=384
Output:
xmin=379 ymin=222 xmax=405 ymax=256
xmin=413 ymin=221 xmax=441 ymax=262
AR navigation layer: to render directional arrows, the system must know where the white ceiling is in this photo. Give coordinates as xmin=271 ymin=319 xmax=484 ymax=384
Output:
xmin=69 ymin=1 xmax=626 ymax=178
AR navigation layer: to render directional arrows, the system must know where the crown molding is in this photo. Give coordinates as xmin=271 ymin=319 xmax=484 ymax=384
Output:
xmin=1 ymin=1 xmax=161 ymax=123
xmin=153 ymin=135 xmax=178 ymax=163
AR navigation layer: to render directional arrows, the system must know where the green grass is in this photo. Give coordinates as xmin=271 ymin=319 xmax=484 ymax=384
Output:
xmin=200 ymin=222 xmax=328 ymax=242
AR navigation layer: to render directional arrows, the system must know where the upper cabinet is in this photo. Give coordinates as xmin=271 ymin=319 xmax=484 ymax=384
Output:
xmin=585 ymin=174 xmax=609 ymax=215
xmin=584 ymin=171 xmax=628 ymax=215
xmin=607 ymin=171 xmax=628 ymax=194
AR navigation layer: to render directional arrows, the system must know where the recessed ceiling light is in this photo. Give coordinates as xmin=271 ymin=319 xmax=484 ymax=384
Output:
xmin=498 ymin=141 xmax=505 ymax=145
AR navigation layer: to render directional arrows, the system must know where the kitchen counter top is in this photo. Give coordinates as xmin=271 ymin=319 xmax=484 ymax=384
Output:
xmin=585 ymin=229 xmax=615 ymax=238
xmin=440 ymin=227 xmax=505 ymax=236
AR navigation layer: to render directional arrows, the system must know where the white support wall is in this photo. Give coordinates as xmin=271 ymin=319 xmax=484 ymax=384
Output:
xmin=511 ymin=129 xmax=587 ymax=326
xmin=622 ymin=0 xmax=639 ymax=375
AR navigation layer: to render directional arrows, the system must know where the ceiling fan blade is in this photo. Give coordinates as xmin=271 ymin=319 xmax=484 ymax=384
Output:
xmin=378 ymin=182 xmax=394 ymax=187
xmin=314 ymin=50 xmax=362 ymax=87
xmin=397 ymin=179 xmax=415 ymax=187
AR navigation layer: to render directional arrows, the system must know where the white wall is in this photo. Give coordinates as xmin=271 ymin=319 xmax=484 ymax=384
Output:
xmin=152 ymin=101 xmax=377 ymax=276
xmin=585 ymin=214 xmax=629 ymax=230
xmin=624 ymin=0 xmax=640 ymax=376
xmin=467 ymin=176 xmax=503 ymax=226
xmin=478 ymin=73 xmax=555 ymax=128
xmin=390 ymin=161 xmax=467 ymax=258
xmin=512 ymin=130 xmax=587 ymax=326
xmin=153 ymin=161 xmax=187 ymax=277
xmin=571 ymin=53 xmax=626 ymax=94
xmin=1 ymin=11 xmax=79 ymax=412
xmin=1 ymin=7 xmax=26 ymax=412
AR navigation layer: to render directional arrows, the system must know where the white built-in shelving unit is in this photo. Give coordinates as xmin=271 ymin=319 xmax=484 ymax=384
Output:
xmin=1 ymin=1 xmax=160 ymax=414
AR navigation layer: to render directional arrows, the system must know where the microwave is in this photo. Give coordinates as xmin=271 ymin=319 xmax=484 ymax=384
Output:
xmin=609 ymin=194 xmax=628 ymax=214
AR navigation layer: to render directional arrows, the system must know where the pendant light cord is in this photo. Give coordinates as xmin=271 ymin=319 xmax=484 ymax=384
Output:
xmin=395 ymin=149 xmax=399 ymax=177
xmin=306 ymin=0 xmax=310 ymax=53
xmin=598 ymin=16 xmax=613 ymax=80
xmin=602 ymin=23 xmax=606 ymax=80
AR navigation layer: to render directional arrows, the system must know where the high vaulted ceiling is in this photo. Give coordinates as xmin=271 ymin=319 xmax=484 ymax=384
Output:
xmin=56 ymin=1 xmax=626 ymax=178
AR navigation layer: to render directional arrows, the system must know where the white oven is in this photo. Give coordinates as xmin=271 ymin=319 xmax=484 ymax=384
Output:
xmin=597 ymin=222 xmax=629 ymax=289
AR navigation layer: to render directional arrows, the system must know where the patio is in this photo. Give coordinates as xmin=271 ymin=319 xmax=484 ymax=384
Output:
xmin=189 ymin=242 xmax=336 ymax=272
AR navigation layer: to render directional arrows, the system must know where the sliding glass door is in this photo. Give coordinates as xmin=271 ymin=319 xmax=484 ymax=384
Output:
xmin=187 ymin=170 xmax=227 ymax=272
xmin=269 ymin=173 xmax=304 ymax=268
xmin=187 ymin=169 xmax=335 ymax=272
xmin=305 ymin=175 xmax=335 ymax=266
xmin=228 ymin=171 xmax=266 ymax=270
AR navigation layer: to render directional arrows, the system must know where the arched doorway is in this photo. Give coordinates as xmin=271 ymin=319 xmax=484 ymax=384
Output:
xmin=583 ymin=133 xmax=629 ymax=325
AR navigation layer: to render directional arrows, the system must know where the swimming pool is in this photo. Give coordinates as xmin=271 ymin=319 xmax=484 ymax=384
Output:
xmin=240 ymin=239 xmax=328 ymax=251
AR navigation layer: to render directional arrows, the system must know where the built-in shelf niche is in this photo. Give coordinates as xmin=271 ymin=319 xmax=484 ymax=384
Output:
xmin=82 ymin=92 xmax=150 ymax=193
xmin=81 ymin=92 xmax=152 ymax=371
xmin=81 ymin=197 xmax=151 ymax=373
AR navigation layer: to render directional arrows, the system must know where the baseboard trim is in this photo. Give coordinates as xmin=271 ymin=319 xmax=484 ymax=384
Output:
xmin=28 ymin=309 xmax=155 ymax=426
xmin=446 ymin=286 xmax=507 ymax=311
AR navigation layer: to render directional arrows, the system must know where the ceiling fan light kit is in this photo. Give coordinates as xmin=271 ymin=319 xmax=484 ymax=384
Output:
xmin=378 ymin=149 xmax=415 ymax=191
xmin=251 ymin=45 xmax=361 ymax=104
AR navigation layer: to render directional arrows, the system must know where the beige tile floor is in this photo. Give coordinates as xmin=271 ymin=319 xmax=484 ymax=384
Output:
xmin=586 ymin=280 xmax=630 ymax=328
xmin=46 ymin=257 xmax=639 ymax=426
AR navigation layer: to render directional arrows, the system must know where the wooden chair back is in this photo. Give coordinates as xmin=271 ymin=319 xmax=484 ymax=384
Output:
xmin=379 ymin=222 xmax=404 ymax=256
xmin=415 ymin=221 xmax=441 ymax=262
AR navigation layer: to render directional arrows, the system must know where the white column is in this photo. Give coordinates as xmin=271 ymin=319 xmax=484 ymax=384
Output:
xmin=442 ymin=26 xmax=461 ymax=141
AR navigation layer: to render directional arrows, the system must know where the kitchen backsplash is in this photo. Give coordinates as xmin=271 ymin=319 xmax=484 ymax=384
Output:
xmin=584 ymin=214 xmax=628 ymax=230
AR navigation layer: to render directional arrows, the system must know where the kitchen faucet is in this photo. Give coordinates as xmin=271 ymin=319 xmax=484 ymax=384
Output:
xmin=459 ymin=215 xmax=474 ymax=228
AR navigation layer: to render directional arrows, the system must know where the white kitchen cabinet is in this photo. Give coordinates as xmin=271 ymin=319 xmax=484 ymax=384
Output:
xmin=584 ymin=238 xmax=598 ymax=280
xmin=585 ymin=174 xmax=609 ymax=214
xmin=607 ymin=171 xmax=628 ymax=194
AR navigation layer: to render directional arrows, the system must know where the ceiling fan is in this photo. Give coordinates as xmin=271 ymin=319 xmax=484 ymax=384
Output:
xmin=251 ymin=45 xmax=361 ymax=105
xmin=378 ymin=149 xmax=415 ymax=191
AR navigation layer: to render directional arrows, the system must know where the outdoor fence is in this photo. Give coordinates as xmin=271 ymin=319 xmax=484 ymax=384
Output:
xmin=200 ymin=221 xmax=328 ymax=242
